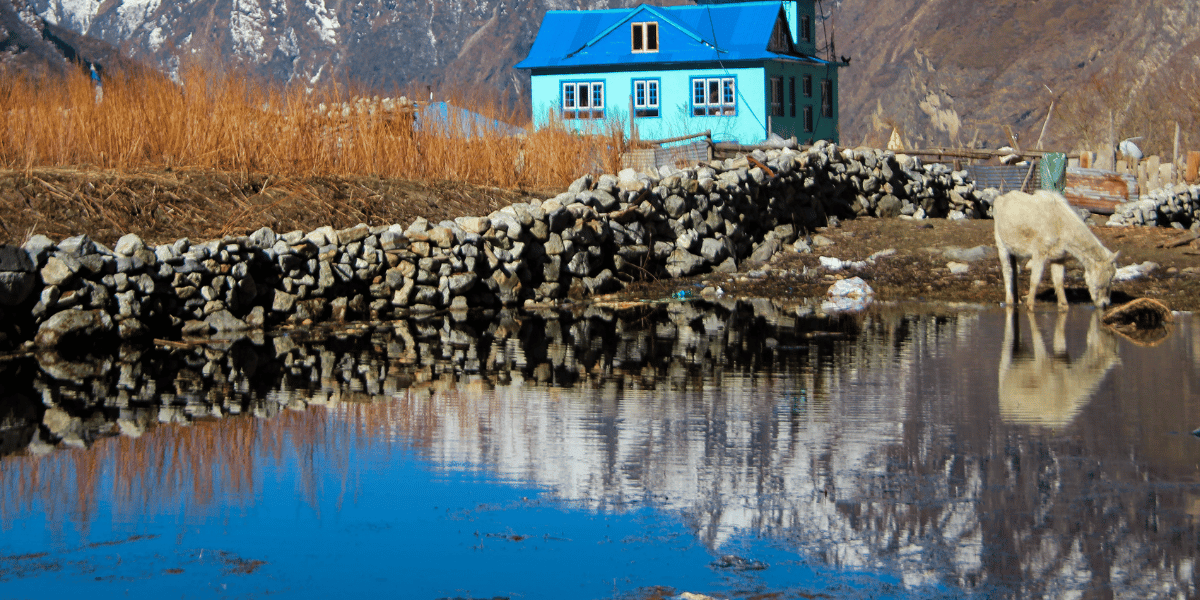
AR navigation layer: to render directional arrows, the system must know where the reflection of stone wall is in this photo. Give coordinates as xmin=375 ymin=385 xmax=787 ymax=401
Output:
xmin=2 ymin=305 xmax=1197 ymax=597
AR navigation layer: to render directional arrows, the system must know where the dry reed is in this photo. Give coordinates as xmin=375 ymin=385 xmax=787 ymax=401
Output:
xmin=0 ymin=66 xmax=625 ymax=191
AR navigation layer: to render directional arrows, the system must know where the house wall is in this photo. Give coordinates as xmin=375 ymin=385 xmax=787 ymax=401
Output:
xmin=762 ymin=61 xmax=839 ymax=144
xmin=530 ymin=66 xmax=772 ymax=145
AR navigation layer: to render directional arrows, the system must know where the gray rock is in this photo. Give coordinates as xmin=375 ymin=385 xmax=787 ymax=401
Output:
xmin=666 ymin=248 xmax=705 ymax=278
xmin=455 ymin=216 xmax=489 ymax=234
xmin=876 ymin=195 xmax=903 ymax=218
xmin=336 ymin=224 xmax=371 ymax=245
xmin=41 ymin=255 xmax=76 ymax=287
xmin=58 ymin=234 xmax=96 ymax=256
xmin=35 ymin=309 xmax=114 ymax=346
xmin=446 ymin=272 xmax=478 ymax=295
xmin=583 ymin=269 xmax=619 ymax=295
xmin=0 ymin=272 xmax=36 ymax=306
xmin=118 ymin=317 xmax=148 ymax=340
xmin=749 ymin=238 xmax=780 ymax=262
xmin=22 ymin=235 xmax=55 ymax=265
xmin=272 ymin=290 xmax=297 ymax=312
xmin=664 ymin=195 xmax=688 ymax=219
xmin=0 ymin=245 xmax=35 ymax=271
xmin=567 ymin=252 xmax=591 ymax=277
xmin=114 ymin=233 xmax=145 ymax=257
xmin=428 ymin=226 xmax=455 ymax=248
xmin=583 ymin=190 xmax=619 ymax=213
xmin=700 ymin=237 xmax=730 ymax=263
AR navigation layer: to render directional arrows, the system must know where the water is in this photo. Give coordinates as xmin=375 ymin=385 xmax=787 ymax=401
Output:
xmin=0 ymin=301 xmax=1197 ymax=599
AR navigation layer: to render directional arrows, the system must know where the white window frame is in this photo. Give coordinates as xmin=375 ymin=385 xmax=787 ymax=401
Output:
xmin=691 ymin=76 xmax=736 ymax=116
xmin=633 ymin=79 xmax=660 ymax=118
xmin=803 ymin=105 xmax=813 ymax=133
xmin=631 ymin=21 xmax=659 ymax=53
xmin=562 ymin=81 xmax=606 ymax=120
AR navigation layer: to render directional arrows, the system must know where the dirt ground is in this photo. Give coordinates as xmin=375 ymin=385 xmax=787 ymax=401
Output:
xmin=3 ymin=167 xmax=1199 ymax=312
xmin=618 ymin=216 xmax=1200 ymax=313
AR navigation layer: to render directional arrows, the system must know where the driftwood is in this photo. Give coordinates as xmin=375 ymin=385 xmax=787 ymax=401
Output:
xmin=1101 ymin=298 xmax=1174 ymax=346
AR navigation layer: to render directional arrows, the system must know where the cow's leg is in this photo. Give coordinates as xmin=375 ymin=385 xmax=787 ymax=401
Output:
xmin=998 ymin=245 xmax=1017 ymax=305
xmin=1050 ymin=262 xmax=1067 ymax=308
xmin=1025 ymin=257 xmax=1046 ymax=309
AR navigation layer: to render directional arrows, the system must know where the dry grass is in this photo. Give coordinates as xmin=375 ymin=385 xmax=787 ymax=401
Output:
xmin=0 ymin=66 xmax=624 ymax=191
xmin=0 ymin=67 xmax=631 ymax=244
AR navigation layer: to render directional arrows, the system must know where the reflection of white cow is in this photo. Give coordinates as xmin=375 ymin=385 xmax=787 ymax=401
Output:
xmin=998 ymin=309 xmax=1120 ymax=428
xmin=993 ymin=190 xmax=1118 ymax=309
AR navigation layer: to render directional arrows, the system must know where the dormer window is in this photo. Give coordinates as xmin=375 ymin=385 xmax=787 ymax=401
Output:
xmin=632 ymin=21 xmax=658 ymax=53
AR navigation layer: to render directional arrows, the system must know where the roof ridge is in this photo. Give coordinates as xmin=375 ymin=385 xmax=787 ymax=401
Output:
xmin=565 ymin=4 xmax=714 ymax=60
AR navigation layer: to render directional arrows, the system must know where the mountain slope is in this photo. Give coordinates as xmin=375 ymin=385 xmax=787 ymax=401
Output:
xmin=832 ymin=0 xmax=1200 ymax=153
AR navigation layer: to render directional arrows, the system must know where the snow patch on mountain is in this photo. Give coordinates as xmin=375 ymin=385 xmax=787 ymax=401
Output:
xmin=115 ymin=0 xmax=160 ymax=37
xmin=35 ymin=0 xmax=102 ymax=31
xmin=304 ymin=0 xmax=338 ymax=45
xmin=230 ymin=0 xmax=267 ymax=58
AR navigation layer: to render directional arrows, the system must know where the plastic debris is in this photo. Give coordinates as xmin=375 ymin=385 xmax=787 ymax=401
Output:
xmin=672 ymin=289 xmax=694 ymax=300
xmin=1113 ymin=261 xmax=1159 ymax=282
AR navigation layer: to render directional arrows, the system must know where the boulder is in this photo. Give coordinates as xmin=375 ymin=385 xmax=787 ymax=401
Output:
xmin=34 ymin=309 xmax=114 ymax=346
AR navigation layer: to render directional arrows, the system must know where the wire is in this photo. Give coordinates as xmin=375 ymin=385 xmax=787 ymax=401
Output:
xmin=703 ymin=1 xmax=768 ymax=134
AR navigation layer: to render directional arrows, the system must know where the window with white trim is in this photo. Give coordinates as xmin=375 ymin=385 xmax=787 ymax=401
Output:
xmin=769 ymin=77 xmax=784 ymax=117
xmin=803 ymin=106 xmax=813 ymax=132
xmin=631 ymin=22 xmax=659 ymax=53
xmin=691 ymin=77 xmax=736 ymax=116
xmin=803 ymin=74 xmax=812 ymax=98
xmin=633 ymin=79 xmax=659 ymax=118
xmin=562 ymin=81 xmax=605 ymax=119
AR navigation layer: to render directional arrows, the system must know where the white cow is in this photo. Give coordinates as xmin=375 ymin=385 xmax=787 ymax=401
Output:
xmin=993 ymin=190 xmax=1118 ymax=308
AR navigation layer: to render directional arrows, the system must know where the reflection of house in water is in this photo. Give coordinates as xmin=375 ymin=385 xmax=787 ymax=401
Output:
xmin=998 ymin=309 xmax=1120 ymax=428
xmin=2 ymin=304 xmax=1198 ymax=597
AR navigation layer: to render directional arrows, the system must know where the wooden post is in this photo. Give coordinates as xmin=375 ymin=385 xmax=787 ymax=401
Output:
xmin=1107 ymin=109 xmax=1115 ymax=168
xmin=629 ymin=95 xmax=637 ymax=145
xmin=1174 ymin=122 xmax=1181 ymax=183
xmin=1187 ymin=151 xmax=1200 ymax=183
xmin=1035 ymin=101 xmax=1054 ymax=150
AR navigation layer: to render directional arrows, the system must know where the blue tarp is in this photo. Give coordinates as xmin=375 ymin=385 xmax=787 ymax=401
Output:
xmin=416 ymin=102 xmax=526 ymax=138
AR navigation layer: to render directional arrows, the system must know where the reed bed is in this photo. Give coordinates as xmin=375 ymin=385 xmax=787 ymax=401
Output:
xmin=0 ymin=67 xmax=627 ymax=244
xmin=0 ymin=66 xmax=622 ymax=196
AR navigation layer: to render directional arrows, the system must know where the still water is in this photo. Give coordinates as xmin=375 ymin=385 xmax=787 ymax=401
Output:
xmin=0 ymin=300 xmax=1198 ymax=599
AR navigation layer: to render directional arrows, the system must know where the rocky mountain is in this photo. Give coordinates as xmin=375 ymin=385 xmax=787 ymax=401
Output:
xmin=833 ymin=0 xmax=1200 ymax=154
xmin=11 ymin=0 xmax=690 ymax=109
xmin=5 ymin=0 xmax=1200 ymax=155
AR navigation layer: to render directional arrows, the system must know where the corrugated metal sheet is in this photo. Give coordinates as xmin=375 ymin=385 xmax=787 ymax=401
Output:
xmin=516 ymin=2 xmax=833 ymax=70
xmin=622 ymin=141 xmax=710 ymax=172
xmin=964 ymin=164 xmax=1041 ymax=193
xmin=1063 ymin=167 xmax=1138 ymax=215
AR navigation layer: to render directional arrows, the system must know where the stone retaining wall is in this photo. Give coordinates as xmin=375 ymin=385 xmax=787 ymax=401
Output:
xmin=1106 ymin=182 xmax=1200 ymax=228
xmin=0 ymin=142 xmax=999 ymax=348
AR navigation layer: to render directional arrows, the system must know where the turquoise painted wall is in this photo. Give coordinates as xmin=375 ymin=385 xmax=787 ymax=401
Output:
xmin=531 ymin=66 xmax=771 ymax=145
xmin=763 ymin=61 xmax=839 ymax=144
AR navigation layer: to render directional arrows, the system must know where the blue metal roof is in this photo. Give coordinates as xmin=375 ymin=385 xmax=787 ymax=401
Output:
xmin=515 ymin=2 xmax=832 ymax=71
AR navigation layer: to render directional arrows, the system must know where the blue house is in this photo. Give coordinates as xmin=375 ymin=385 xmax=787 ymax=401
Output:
xmin=515 ymin=0 xmax=844 ymax=146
